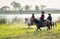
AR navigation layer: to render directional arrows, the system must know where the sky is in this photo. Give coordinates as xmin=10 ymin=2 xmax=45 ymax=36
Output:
xmin=0 ymin=0 xmax=60 ymax=9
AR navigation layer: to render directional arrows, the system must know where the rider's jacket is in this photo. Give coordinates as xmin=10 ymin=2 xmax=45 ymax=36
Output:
xmin=47 ymin=16 xmax=52 ymax=21
xmin=31 ymin=15 xmax=35 ymax=19
xmin=40 ymin=14 xmax=45 ymax=20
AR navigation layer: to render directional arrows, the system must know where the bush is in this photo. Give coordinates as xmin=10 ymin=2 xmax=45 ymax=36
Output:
xmin=0 ymin=15 xmax=6 ymax=24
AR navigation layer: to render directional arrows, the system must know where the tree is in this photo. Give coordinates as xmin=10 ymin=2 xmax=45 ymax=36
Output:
xmin=35 ymin=5 xmax=39 ymax=11
xmin=25 ymin=5 xmax=30 ymax=11
xmin=40 ymin=5 xmax=46 ymax=10
xmin=11 ymin=1 xmax=21 ymax=11
xmin=0 ymin=6 xmax=10 ymax=11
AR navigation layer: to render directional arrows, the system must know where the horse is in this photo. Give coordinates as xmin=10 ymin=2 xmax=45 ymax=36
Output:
xmin=25 ymin=18 xmax=28 ymax=24
xmin=24 ymin=18 xmax=34 ymax=27
xmin=31 ymin=18 xmax=52 ymax=31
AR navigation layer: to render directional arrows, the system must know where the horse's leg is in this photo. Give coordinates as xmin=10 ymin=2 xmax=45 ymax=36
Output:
xmin=39 ymin=27 xmax=41 ymax=31
xmin=28 ymin=23 xmax=31 ymax=28
xmin=47 ymin=26 xmax=50 ymax=30
xmin=36 ymin=25 xmax=39 ymax=31
xmin=36 ymin=27 xmax=38 ymax=31
xmin=36 ymin=27 xmax=41 ymax=31
xmin=55 ymin=23 xmax=57 ymax=27
xmin=50 ymin=24 xmax=52 ymax=29
xmin=53 ymin=23 xmax=57 ymax=29
xmin=47 ymin=27 xmax=48 ymax=30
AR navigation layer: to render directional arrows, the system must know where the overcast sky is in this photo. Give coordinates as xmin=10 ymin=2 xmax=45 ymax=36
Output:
xmin=0 ymin=0 xmax=60 ymax=9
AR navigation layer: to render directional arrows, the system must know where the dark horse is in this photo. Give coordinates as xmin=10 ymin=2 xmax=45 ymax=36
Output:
xmin=31 ymin=18 xmax=52 ymax=31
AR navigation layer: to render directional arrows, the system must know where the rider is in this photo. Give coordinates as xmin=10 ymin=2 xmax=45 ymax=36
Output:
xmin=31 ymin=13 xmax=35 ymax=19
xmin=31 ymin=13 xmax=35 ymax=25
xmin=47 ymin=14 xmax=52 ymax=24
xmin=40 ymin=11 xmax=45 ymax=24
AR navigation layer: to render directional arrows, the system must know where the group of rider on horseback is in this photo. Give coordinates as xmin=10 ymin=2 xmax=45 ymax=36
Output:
xmin=26 ymin=11 xmax=57 ymax=31
xmin=31 ymin=11 xmax=52 ymax=26
xmin=30 ymin=11 xmax=53 ymax=31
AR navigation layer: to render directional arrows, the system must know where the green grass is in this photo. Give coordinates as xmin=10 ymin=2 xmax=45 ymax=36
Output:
xmin=0 ymin=23 xmax=60 ymax=39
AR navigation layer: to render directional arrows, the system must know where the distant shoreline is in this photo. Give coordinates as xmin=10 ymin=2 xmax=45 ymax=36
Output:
xmin=0 ymin=11 xmax=60 ymax=14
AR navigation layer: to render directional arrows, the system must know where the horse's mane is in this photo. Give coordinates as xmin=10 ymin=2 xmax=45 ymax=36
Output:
xmin=34 ymin=18 xmax=40 ymax=24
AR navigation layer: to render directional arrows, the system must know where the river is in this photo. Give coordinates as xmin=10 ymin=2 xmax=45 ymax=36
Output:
xmin=0 ymin=14 xmax=60 ymax=22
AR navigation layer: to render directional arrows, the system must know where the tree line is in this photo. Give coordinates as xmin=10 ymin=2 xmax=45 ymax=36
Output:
xmin=0 ymin=1 xmax=46 ymax=11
